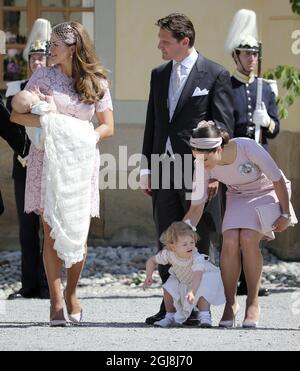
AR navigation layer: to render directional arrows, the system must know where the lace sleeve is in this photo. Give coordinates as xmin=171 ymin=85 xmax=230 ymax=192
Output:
xmin=192 ymin=253 xmax=206 ymax=272
xmin=95 ymin=80 xmax=113 ymax=113
xmin=155 ymin=249 xmax=170 ymax=265
xmin=24 ymin=67 xmax=52 ymax=96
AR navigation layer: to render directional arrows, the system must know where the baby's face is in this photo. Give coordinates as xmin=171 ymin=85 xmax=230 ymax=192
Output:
xmin=12 ymin=91 xmax=40 ymax=113
xmin=172 ymin=235 xmax=196 ymax=259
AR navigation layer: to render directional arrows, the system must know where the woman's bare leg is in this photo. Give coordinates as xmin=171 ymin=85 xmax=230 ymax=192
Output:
xmin=42 ymin=218 xmax=64 ymax=321
xmin=220 ymin=229 xmax=241 ymax=321
xmin=65 ymin=246 xmax=87 ymax=315
xmin=240 ymin=229 xmax=263 ymax=323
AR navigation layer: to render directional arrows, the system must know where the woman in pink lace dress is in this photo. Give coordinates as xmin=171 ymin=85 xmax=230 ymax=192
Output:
xmin=11 ymin=22 xmax=114 ymax=327
xmin=184 ymin=121 xmax=293 ymax=329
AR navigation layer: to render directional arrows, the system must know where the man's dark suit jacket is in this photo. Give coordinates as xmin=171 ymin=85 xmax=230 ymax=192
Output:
xmin=6 ymin=81 xmax=30 ymax=181
xmin=141 ymin=53 xmax=234 ymax=233
xmin=0 ymin=93 xmax=29 ymax=215
xmin=142 ymin=53 xmax=234 ymax=173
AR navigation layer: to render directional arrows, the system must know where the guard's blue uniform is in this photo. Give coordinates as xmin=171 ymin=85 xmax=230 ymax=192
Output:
xmin=231 ymin=71 xmax=280 ymax=145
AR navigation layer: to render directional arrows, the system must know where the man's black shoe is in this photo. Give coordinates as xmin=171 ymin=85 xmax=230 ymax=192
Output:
xmin=258 ymin=288 xmax=270 ymax=297
xmin=145 ymin=311 xmax=166 ymax=325
xmin=237 ymin=286 xmax=271 ymax=297
xmin=39 ymin=288 xmax=50 ymax=300
xmin=8 ymin=289 xmax=40 ymax=300
xmin=183 ymin=310 xmax=200 ymax=327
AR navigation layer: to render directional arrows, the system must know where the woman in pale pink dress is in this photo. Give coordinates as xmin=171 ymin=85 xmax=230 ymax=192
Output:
xmin=184 ymin=121 xmax=293 ymax=329
xmin=11 ymin=22 xmax=114 ymax=326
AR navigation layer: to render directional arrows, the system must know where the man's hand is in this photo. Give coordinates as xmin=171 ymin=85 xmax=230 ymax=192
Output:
xmin=140 ymin=175 xmax=152 ymax=197
xmin=253 ymin=102 xmax=271 ymax=128
xmin=207 ymin=179 xmax=219 ymax=201
xmin=186 ymin=291 xmax=195 ymax=305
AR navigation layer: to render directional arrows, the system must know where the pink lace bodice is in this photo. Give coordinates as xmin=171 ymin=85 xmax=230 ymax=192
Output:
xmin=25 ymin=65 xmax=113 ymax=121
xmin=24 ymin=65 xmax=112 ymax=216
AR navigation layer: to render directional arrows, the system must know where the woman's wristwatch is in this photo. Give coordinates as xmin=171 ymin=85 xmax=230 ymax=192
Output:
xmin=281 ymin=213 xmax=291 ymax=220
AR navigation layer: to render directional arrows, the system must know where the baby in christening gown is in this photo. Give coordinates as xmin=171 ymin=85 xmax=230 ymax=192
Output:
xmin=12 ymin=90 xmax=56 ymax=150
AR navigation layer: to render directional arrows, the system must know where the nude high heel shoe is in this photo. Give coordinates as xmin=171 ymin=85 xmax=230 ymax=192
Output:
xmin=49 ymin=307 xmax=67 ymax=328
xmin=68 ymin=310 xmax=83 ymax=324
xmin=242 ymin=306 xmax=260 ymax=329
xmin=63 ymin=290 xmax=83 ymax=325
xmin=219 ymin=304 xmax=240 ymax=328
xmin=242 ymin=319 xmax=259 ymax=329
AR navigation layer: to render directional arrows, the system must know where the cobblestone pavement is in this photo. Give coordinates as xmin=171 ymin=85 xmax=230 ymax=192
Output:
xmin=0 ymin=246 xmax=299 ymax=351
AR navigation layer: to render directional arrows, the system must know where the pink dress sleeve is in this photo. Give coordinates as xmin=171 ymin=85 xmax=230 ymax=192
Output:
xmin=95 ymin=79 xmax=113 ymax=113
xmin=24 ymin=67 xmax=52 ymax=96
xmin=191 ymin=160 xmax=211 ymax=205
xmin=244 ymin=140 xmax=282 ymax=182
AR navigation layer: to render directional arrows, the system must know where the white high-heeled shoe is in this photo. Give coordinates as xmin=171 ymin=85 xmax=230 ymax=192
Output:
xmin=242 ymin=319 xmax=259 ymax=329
xmin=63 ymin=290 xmax=83 ymax=325
xmin=242 ymin=307 xmax=260 ymax=329
xmin=219 ymin=304 xmax=240 ymax=328
xmin=68 ymin=310 xmax=83 ymax=324
xmin=49 ymin=307 xmax=67 ymax=328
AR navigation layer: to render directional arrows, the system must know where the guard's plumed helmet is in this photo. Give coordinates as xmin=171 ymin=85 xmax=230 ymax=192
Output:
xmin=23 ymin=18 xmax=51 ymax=61
xmin=28 ymin=39 xmax=48 ymax=56
xmin=225 ymin=9 xmax=259 ymax=55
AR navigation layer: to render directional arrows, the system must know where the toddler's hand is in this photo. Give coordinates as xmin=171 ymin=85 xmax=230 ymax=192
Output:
xmin=186 ymin=291 xmax=195 ymax=305
xmin=143 ymin=277 xmax=153 ymax=290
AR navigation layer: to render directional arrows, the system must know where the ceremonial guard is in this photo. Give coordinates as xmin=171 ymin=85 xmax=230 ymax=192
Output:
xmin=5 ymin=19 xmax=51 ymax=300
xmin=225 ymin=9 xmax=280 ymax=150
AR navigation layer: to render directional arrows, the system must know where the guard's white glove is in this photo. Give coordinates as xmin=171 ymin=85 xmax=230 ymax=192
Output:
xmin=253 ymin=102 xmax=271 ymax=128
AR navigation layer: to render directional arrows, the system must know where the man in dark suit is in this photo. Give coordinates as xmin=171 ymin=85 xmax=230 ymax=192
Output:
xmin=1 ymin=94 xmax=28 ymax=216
xmin=140 ymin=13 xmax=234 ymax=324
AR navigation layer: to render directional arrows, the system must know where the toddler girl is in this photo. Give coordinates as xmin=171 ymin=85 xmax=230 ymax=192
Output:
xmin=143 ymin=221 xmax=225 ymax=328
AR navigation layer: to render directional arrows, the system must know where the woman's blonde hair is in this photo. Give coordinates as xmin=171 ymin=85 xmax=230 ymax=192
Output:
xmin=160 ymin=222 xmax=199 ymax=251
xmin=53 ymin=21 xmax=108 ymax=105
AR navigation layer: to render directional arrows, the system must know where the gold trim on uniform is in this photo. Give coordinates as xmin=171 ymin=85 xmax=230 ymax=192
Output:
xmin=232 ymin=70 xmax=256 ymax=84
xmin=268 ymin=120 xmax=276 ymax=134
xmin=17 ymin=155 xmax=27 ymax=168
